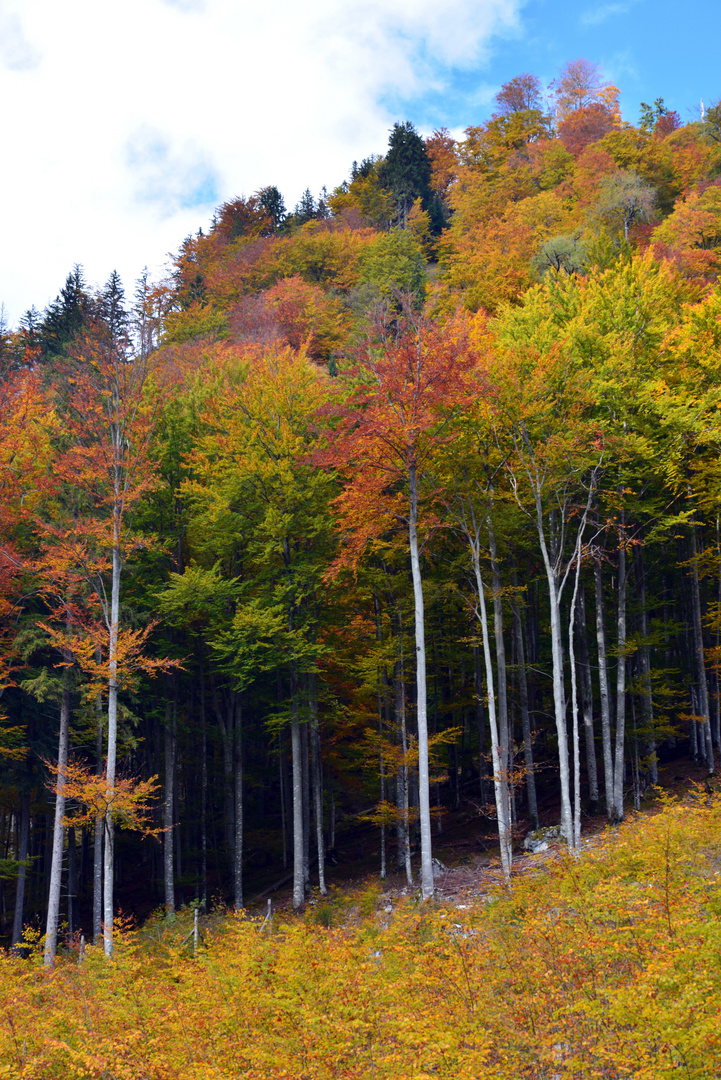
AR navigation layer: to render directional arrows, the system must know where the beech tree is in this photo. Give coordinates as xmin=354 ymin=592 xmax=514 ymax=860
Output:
xmin=47 ymin=318 xmax=169 ymax=955
xmin=318 ymin=305 xmax=478 ymax=898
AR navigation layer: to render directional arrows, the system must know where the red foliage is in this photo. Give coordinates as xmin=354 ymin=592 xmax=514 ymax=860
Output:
xmin=315 ymin=309 xmax=483 ymax=569
xmin=495 ymin=72 xmax=543 ymax=114
xmin=558 ymin=103 xmax=618 ymax=156
xmin=654 ymin=110 xmax=682 ymax=138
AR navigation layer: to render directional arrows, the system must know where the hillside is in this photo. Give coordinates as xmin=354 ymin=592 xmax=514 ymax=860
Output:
xmin=1 ymin=60 xmax=721 ymax=965
xmin=2 ymin=790 xmax=720 ymax=1078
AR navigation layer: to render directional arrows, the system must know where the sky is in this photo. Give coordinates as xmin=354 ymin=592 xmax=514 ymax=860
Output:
xmin=0 ymin=0 xmax=718 ymax=325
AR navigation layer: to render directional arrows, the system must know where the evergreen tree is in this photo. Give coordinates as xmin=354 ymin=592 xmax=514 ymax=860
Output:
xmin=377 ymin=121 xmax=432 ymax=228
xmin=294 ymin=188 xmax=317 ymax=226
xmin=39 ymin=266 xmax=90 ymax=361
xmin=257 ymin=185 xmax=287 ymax=230
xmin=97 ymin=270 xmax=129 ymax=348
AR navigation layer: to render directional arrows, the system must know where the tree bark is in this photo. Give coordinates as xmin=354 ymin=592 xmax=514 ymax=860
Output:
xmin=93 ymin=678 xmax=103 ymax=945
xmin=488 ymin=520 xmax=512 ymax=833
xmin=395 ymin=656 xmax=413 ymax=886
xmin=11 ymin=791 xmax=30 ymax=951
xmin=163 ymin=698 xmax=175 ymax=914
xmin=510 ymin=581 xmax=538 ymax=830
xmin=44 ymin=664 xmax=71 ymax=966
xmin=408 ymin=462 xmax=434 ymax=899
xmin=309 ymin=673 xmax=326 ymax=895
xmin=103 ymin=540 xmax=121 ymax=957
xmin=690 ymin=522 xmax=715 ymax=773
xmin=634 ymin=545 xmax=657 ymax=784
xmin=469 ymin=529 xmax=512 ymax=880
xmin=568 ymin=541 xmax=584 ymax=850
xmin=575 ymin=585 xmax=599 ymax=811
xmin=594 ymin=551 xmax=615 ymax=819
xmin=290 ymin=664 xmax=304 ymax=909
xmin=613 ymin=527 xmax=627 ymax=822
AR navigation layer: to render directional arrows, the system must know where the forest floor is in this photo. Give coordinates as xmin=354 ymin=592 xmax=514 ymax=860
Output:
xmin=5 ymin=765 xmax=720 ymax=1079
xmin=246 ymin=754 xmax=717 ymax=920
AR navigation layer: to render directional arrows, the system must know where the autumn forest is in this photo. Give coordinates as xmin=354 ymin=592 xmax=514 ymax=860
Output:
xmin=2 ymin=58 xmax=721 ymax=1076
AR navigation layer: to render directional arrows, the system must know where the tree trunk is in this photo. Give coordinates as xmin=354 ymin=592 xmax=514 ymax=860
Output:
xmin=690 ymin=522 xmax=715 ymax=773
xmin=408 ymin=462 xmax=433 ymax=899
xmin=44 ymin=664 xmax=71 ymax=966
xmin=163 ymin=698 xmax=175 ymax=914
xmin=634 ymin=545 xmax=657 ymax=784
xmin=575 ymin=585 xmax=599 ymax=812
xmin=93 ymin=679 xmax=103 ymax=945
xmin=510 ymin=573 xmax=538 ymax=829
xmin=395 ymin=657 xmax=413 ymax=886
xmin=200 ymin=667 xmax=208 ymax=909
xmin=103 ymin=540 xmax=121 ymax=957
xmin=488 ymin=521 xmax=512 ymax=833
xmin=537 ymin=512 xmax=573 ymax=843
xmin=568 ymin=543 xmax=584 ymax=850
xmin=309 ymin=673 xmax=326 ymax=895
xmin=301 ymin=716 xmax=311 ymax=893
xmin=67 ymin=826 xmax=77 ymax=938
xmin=470 ymin=535 xmax=512 ymax=880
xmin=613 ymin=529 xmax=627 ymax=822
xmin=233 ymin=696 xmax=243 ymax=910
xmin=473 ymin=644 xmax=487 ymax=804
xmin=290 ymin=664 xmax=304 ymax=909
xmin=594 ymin=552 xmax=615 ymax=819
xmin=11 ymin=792 xmax=30 ymax=951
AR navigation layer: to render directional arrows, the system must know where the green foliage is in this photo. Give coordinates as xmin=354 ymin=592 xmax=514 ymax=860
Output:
xmin=357 ymin=229 xmax=427 ymax=301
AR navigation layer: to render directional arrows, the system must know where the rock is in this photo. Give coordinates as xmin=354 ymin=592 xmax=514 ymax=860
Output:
xmin=432 ymin=857 xmax=448 ymax=878
xmin=524 ymin=825 xmax=563 ymax=854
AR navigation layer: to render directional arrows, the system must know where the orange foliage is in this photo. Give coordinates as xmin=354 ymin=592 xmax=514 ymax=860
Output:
xmin=558 ymin=103 xmax=618 ymax=156
xmin=265 ymin=274 xmax=349 ymax=360
xmin=651 ymin=182 xmax=721 ymax=283
xmin=2 ymin=794 xmax=721 ymax=1078
xmin=46 ymin=757 xmax=162 ymax=835
xmin=425 ymin=127 xmax=458 ymax=201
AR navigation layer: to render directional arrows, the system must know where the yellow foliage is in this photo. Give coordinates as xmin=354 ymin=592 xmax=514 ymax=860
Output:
xmin=2 ymin=794 xmax=721 ymax=1078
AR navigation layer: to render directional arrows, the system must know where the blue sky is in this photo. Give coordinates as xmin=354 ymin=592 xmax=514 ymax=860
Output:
xmin=0 ymin=0 xmax=718 ymax=325
xmin=405 ymin=0 xmax=717 ymax=131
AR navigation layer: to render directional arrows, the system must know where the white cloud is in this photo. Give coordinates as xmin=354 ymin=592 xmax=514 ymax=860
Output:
xmin=0 ymin=3 xmax=41 ymax=70
xmin=580 ymin=2 xmax=631 ymax=28
xmin=0 ymin=0 xmax=523 ymax=321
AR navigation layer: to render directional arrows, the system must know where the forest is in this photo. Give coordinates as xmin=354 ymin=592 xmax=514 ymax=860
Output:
xmin=1 ymin=54 xmax=721 ymax=996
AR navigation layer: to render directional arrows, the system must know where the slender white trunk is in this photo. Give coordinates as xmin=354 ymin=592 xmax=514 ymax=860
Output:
xmin=309 ymin=674 xmax=326 ymax=895
xmin=408 ymin=463 xmax=433 ymax=899
xmin=594 ymin=554 xmax=615 ymax=818
xmin=290 ymin=666 xmax=304 ymax=909
xmin=103 ymin=540 xmax=121 ymax=957
xmin=395 ymin=656 xmax=413 ymax=885
xmin=470 ymin=540 xmax=512 ymax=880
xmin=93 ymin=675 xmax=103 ymax=944
xmin=44 ymin=665 xmax=71 ymax=967
xmin=575 ymin=588 xmax=599 ymax=809
xmin=568 ymin=545 xmax=583 ymax=851
xmin=11 ymin=792 xmax=30 ymax=951
xmin=488 ymin=521 xmax=512 ymax=831
xmin=536 ymin=518 xmax=573 ymax=844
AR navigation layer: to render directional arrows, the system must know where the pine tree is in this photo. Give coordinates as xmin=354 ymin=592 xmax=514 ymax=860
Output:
xmin=377 ymin=122 xmax=432 ymax=228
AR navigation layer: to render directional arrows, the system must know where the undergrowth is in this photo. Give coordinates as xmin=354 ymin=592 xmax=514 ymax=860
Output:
xmin=2 ymin=791 xmax=721 ymax=1078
